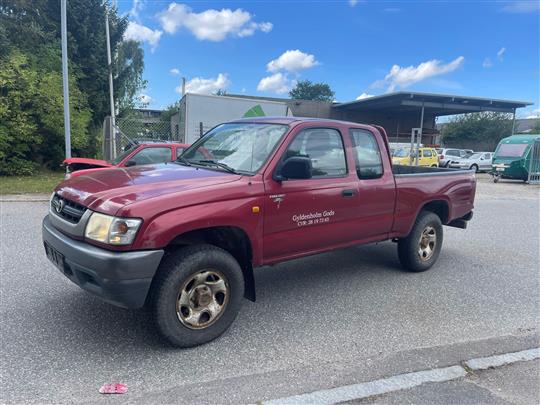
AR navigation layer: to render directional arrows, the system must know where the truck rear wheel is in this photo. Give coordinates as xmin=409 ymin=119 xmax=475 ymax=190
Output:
xmin=150 ymin=245 xmax=244 ymax=347
xmin=398 ymin=211 xmax=443 ymax=272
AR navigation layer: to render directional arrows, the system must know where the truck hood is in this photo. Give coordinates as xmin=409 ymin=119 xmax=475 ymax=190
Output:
xmin=55 ymin=163 xmax=240 ymax=215
xmin=64 ymin=157 xmax=113 ymax=169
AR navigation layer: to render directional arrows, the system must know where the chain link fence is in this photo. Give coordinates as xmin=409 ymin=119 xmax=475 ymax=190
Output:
xmin=102 ymin=115 xmax=175 ymax=161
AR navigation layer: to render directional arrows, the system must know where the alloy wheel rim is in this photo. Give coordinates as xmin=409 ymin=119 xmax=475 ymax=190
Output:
xmin=418 ymin=226 xmax=437 ymax=261
xmin=176 ymin=269 xmax=229 ymax=329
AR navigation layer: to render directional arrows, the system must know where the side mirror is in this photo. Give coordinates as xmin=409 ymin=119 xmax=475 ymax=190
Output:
xmin=125 ymin=160 xmax=136 ymax=167
xmin=274 ymin=157 xmax=312 ymax=181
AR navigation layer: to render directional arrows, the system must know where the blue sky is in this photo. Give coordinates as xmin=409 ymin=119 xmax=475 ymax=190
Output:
xmin=119 ymin=0 xmax=540 ymax=117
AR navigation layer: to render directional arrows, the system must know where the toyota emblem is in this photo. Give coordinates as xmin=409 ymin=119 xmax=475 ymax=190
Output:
xmin=54 ymin=198 xmax=65 ymax=214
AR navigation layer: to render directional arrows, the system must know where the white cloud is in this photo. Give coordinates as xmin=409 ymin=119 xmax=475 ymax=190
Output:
xmin=356 ymin=93 xmax=374 ymax=100
xmin=157 ymin=3 xmax=272 ymax=41
xmin=526 ymin=108 xmax=540 ymax=119
xmin=482 ymin=58 xmax=493 ymax=68
xmin=129 ymin=0 xmax=144 ymax=19
xmin=497 ymin=47 xmax=506 ymax=61
xmin=138 ymin=94 xmax=153 ymax=105
xmin=349 ymin=0 xmax=359 ymax=6
xmin=374 ymin=56 xmax=465 ymax=92
xmin=501 ymin=1 xmax=540 ymax=13
xmin=124 ymin=21 xmax=162 ymax=51
xmin=176 ymin=73 xmax=231 ymax=94
xmin=257 ymin=73 xmax=293 ymax=94
xmin=267 ymin=50 xmax=319 ymax=73
xmin=170 ymin=68 xmax=180 ymax=76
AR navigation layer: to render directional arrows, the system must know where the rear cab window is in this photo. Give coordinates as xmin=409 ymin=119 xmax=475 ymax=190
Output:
xmin=284 ymin=128 xmax=347 ymax=178
xmin=349 ymin=129 xmax=383 ymax=179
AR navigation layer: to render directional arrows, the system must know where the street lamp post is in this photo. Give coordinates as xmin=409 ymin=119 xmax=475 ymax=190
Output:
xmin=60 ymin=0 xmax=71 ymax=159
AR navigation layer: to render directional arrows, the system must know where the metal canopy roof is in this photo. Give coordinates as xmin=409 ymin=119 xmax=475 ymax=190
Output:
xmin=334 ymin=91 xmax=532 ymax=116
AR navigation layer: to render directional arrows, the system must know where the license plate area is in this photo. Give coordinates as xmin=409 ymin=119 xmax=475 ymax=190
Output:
xmin=496 ymin=167 xmax=505 ymax=172
xmin=44 ymin=242 xmax=65 ymax=272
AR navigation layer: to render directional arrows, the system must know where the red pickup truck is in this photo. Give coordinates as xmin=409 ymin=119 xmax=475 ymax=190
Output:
xmin=63 ymin=142 xmax=189 ymax=179
xmin=42 ymin=117 xmax=476 ymax=347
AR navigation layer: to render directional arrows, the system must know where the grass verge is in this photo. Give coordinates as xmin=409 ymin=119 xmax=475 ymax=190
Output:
xmin=0 ymin=171 xmax=65 ymax=195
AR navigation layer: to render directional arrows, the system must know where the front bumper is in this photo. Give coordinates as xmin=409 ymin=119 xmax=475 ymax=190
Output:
xmin=42 ymin=215 xmax=164 ymax=308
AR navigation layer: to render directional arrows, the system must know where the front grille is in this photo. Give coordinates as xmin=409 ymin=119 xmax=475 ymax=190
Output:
xmin=51 ymin=194 xmax=87 ymax=224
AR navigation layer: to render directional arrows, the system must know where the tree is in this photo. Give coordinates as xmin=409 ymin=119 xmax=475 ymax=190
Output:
xmin=289 ymin=80 xmax=335 ymax=102
xmin=0 ymin=0 xmax=146 ymax=173
xmin=441 ymin=112 xmax=513 ymax=151
xmin=531 ymin=119 xmax=540 ymax=133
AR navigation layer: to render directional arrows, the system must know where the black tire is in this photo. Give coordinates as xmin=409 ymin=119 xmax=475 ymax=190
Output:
xmin=470 ymin=164 xmax=479 ymax=173
xmin=398 ymin=211 xmax=443 ymax=272
xmin=150 ymin=245 xmax=244 ymax=347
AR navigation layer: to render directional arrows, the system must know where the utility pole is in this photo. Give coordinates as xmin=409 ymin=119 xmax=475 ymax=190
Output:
xmin=60 ymin=0 xmax=71 ymax=159
xmin=105 ymin=1 xmax=116 ymax=158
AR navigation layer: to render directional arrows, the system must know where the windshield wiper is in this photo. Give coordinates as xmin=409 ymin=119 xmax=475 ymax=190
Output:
xmin=175 ymin=156 xmax=192 ymax=167
xmin=195 ymin=159 xmax=238 ymax=174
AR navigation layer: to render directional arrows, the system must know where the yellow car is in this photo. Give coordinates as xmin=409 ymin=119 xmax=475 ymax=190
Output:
xmin=392 ymin=147 xmax=439 ymax=167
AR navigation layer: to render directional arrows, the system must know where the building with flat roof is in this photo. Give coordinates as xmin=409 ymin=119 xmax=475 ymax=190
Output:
xmin=229 ymin=92 xmax=532 ymax=146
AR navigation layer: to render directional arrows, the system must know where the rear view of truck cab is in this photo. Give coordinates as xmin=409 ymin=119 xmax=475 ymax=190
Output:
xmin=43 ymin=117 xmax=475 ymax=348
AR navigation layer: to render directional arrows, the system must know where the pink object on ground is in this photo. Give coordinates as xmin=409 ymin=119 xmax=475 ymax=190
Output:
xmin=98 ymin=383 xmax=128 ymax=394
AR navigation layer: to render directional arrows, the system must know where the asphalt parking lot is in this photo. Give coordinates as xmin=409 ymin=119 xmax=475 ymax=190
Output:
xmin=1 ymin=174 xmax=539 ymax=404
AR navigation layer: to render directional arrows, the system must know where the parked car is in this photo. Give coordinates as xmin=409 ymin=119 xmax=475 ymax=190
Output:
xmin=43 ymin=117 xmax=476 ymax=347
xmin=449 ymin=152 xmax=493 ymax=172
xmin=63 ymin=142 xmax=190 ymax=179
xmin=491 ymin=134 xmax=540 ymax=182
xmin=437 ymin=148 xmax=469 ymax=167
xmin=392 ymin=147 xmax=439 ymax=167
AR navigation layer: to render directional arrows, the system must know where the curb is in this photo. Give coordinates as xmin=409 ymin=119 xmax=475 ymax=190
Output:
xmin=0 ymin=194 xmax=50 ymax=202
xmin=260 ymin=347 xmax=540 ymax=405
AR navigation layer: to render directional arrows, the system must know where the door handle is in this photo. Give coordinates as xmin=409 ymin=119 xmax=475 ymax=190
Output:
xmin=342 ymin=189 xmax=356 ymax=198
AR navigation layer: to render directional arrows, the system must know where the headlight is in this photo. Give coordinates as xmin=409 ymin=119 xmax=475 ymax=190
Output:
xmin=84 ymin=212 xmax=142 ymax=245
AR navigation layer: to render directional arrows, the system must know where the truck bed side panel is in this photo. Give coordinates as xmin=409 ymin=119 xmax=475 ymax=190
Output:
xmin=392 ymin=172 xmax=476 ymax=236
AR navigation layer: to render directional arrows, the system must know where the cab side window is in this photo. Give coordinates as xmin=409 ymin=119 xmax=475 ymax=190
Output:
xmin=130 ymin=147 xmax=172 ymax=165
xmin=285 ymin=128 xmax=347 ymax=177
xmin=423 ymin=149 xmax=433 ymax=158
xmin=350 ymin=129 xmax=383 ymax=179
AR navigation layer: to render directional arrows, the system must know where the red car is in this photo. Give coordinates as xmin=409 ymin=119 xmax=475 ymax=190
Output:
xmin=43 ymin=118 xmax=476 ymax=347
xmin=64 ymin=142 xmax=189 ymax=178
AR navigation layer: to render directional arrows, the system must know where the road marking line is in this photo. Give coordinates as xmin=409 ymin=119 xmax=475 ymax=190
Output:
xmin=464 ymin=347 xmax=540 ymax=371
xmin=262 ymin=366 xmax=466 ymax=405
xmin=261 ymin=347 xmax=540 ymax=405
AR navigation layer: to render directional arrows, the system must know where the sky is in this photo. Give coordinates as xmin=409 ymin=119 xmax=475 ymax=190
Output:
xmin=118 ymin=0 xmax=540 ymax=118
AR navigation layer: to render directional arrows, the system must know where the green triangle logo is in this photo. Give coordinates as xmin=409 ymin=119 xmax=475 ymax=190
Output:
xmin=243 ymin=105 xmax=266 ymax=117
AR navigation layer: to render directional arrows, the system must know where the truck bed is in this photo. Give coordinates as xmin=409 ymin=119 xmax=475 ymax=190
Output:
xmin=392 ymin=165 xmax=472 ymax=176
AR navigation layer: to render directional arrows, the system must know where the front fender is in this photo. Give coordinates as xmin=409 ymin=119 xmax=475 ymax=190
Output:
xmin=136 ymin=197 xmax=265 ymax=265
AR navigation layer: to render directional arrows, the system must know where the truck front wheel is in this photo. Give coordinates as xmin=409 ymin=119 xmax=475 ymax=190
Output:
xmin=398 ymin=211 xmax=443 ymax=272
xmin=150 ymin=245 xmax=244 ymax=347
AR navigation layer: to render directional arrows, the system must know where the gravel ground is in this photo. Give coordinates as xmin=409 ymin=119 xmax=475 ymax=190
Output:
xmin=0 ymin=174 xmax=538 ymax=403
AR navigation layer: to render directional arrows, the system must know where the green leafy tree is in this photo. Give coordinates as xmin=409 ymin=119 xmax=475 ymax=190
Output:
xmin=531 ymin=119 xmax=540 ymax=133
xmin=441 ymin=112 xmax=513 ymax=151
xmin=0 ymin=0 xmax=146 ymax=174
xmin=289 ymin=80 xmax=335 ymax=102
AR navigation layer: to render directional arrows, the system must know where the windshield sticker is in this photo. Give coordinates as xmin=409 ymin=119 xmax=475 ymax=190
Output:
xmin=293 ymin=210 xmax=335 ymax=227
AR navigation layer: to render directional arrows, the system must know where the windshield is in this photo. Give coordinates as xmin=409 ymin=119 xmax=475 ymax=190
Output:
xmin=497 ymin=143 xmax=528 ymax=158
xmin=181 ymin=123 xmax=288 ymax=174
xmin=109 ymin=145 xmax=136 ymax=165
xmin=393 ymin=148 xmax=410 ymax=157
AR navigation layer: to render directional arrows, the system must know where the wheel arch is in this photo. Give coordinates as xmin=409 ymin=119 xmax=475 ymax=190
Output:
xmin=165 ymin=226 xmax=256 ymax=302
xmin=420 ymin=199 xmax=450 ymax=224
